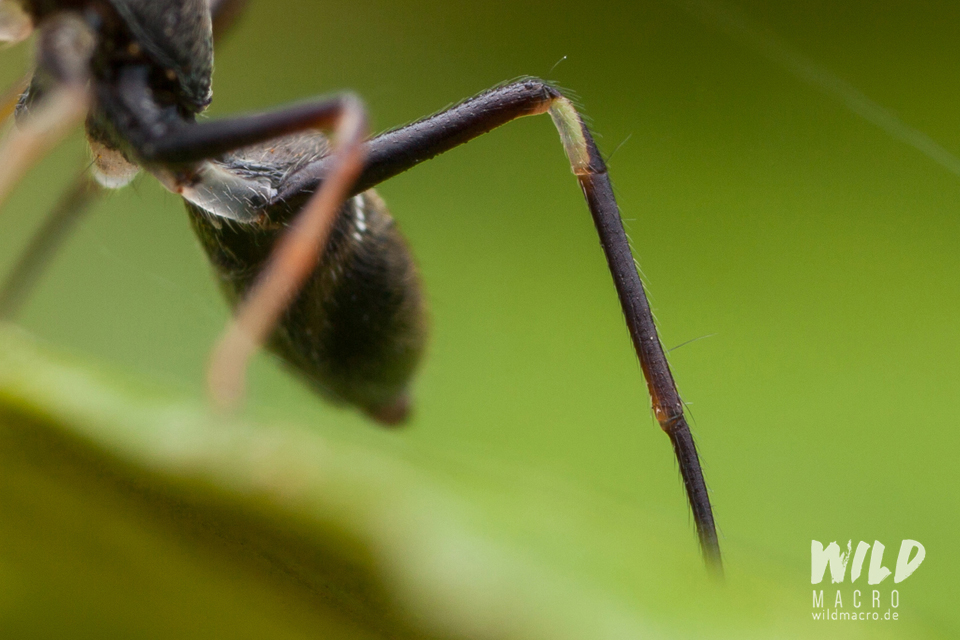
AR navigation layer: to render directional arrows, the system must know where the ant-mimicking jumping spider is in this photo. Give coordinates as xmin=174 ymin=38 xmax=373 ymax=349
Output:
xmin=0 ymin=0 xmax=721 ymax=568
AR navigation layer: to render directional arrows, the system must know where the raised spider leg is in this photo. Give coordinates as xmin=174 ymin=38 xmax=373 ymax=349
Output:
xmin=284 ymin=78 xmax=722 ymax=569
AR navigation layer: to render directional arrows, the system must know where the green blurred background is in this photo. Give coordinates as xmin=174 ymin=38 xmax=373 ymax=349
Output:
xmin=1 ymin=0 xmax=958 ymax=633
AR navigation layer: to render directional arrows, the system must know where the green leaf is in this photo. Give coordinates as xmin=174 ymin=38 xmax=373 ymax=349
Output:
xmin=0 ymin=326 xmax=941 ymax=638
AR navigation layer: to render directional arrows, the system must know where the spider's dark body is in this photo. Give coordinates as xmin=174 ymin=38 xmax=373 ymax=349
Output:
xmin=187 ymin=135 xmax=426 ymax=423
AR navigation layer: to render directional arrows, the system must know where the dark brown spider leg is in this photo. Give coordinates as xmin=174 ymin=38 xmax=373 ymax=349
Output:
xmin=0 ymin=172 xmax=102 ymax=319
xmin=104 ymin=65 xmax=363 ymax=166
xmin=282 ymin=78 xmax=721 ymax=570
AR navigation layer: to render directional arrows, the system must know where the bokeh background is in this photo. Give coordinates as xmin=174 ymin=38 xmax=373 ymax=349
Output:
xmin=1 ymin=0 xmax=957 ymax=633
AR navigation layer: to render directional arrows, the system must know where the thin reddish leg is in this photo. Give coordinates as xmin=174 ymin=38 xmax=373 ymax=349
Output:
xmin=0 ymin=84 xmax=90 ymax=215
xmin=206 ymin=96 xmax=368 ymax=408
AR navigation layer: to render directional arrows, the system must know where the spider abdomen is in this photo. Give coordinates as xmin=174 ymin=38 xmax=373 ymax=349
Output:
xmin=186 ymin=136 xmax=427 ymax=424
xmin=269 ymin=190 xmax=427 ymax=424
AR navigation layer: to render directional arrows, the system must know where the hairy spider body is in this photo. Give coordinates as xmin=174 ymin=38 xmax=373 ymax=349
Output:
xmin=188 ymin=135 xmax=426 ymax=423
xmin=0 ymin=0 xmax=722 ymax=567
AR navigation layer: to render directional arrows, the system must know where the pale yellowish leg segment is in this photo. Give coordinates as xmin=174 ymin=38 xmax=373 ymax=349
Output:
xmin=547 ymin=97 xmax=591 ymax=174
